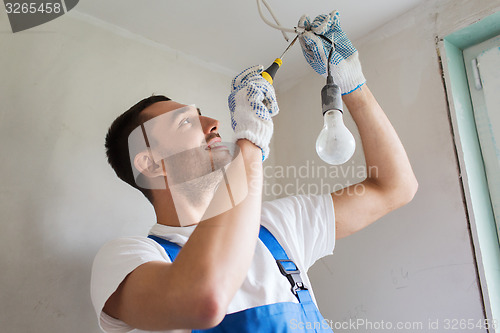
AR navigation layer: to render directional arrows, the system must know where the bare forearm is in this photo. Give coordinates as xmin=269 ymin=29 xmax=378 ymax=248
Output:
xmin=167 ymin=139 xmax=263 ymax=323
xmin=343 ymin=85 xmax=417 ymax=195
xmin=111 ymin=141 xmax=264 ymax=331
xmin=331 ymin=85 xmax=418 ymax=238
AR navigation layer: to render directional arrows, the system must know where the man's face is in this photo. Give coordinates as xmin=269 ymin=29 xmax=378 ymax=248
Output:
xmin=135 ymin=100 xmax=233 ymax=186
xmin=128 ymin=100 xmax=248 ymax=225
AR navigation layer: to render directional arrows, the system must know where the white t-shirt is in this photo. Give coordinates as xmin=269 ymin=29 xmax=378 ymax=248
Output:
xmin=91 ymin=194 xmax=336 ymax=333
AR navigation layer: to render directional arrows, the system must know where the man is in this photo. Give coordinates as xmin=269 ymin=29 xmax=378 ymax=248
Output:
xmin=91 ymin=11 xmax=417 ymax=332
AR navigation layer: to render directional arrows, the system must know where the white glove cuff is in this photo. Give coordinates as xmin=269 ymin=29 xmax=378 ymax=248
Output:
xmin=234 ymin=122 xmax=272 ymax=161
xmin=330 ymin=52 xmax=366 ymax=95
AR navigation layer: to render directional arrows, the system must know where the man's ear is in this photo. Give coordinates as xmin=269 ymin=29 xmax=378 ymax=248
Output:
xmin=134 ymin=151 xmax=164 ymax=178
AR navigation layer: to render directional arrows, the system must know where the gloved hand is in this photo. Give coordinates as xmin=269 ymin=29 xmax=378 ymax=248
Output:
xmin=297 ymin=10 xmax=366 ymax=95
xmin=228 ymin=65 xmax=279 ymax=161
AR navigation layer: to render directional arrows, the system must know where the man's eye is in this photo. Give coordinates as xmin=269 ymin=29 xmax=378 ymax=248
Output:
xmin=179 ymin=118 xmax=191 ymax=126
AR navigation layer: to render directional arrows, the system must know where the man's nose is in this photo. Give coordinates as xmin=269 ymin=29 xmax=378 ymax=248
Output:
xmin=200 ymin=116 xmax=219 ymax=134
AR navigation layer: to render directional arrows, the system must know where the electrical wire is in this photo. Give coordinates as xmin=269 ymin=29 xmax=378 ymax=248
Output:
xmin=255 ymin=0 xmax=334 ymax=77
xmin=315 ymin=34 xmax=334 ymax=78
xmin=328 ymin=44 xmax=333 ymax=78
xmin=256 ymin=0 xmax=297 ymax=41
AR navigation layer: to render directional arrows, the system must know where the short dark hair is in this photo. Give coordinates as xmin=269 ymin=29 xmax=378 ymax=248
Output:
xmin=105 ymin=95 xmax=171 ymax=203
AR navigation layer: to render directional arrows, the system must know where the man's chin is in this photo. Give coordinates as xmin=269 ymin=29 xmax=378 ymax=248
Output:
xmin=170 ymin=170 xmax=225 ymax=206
xmin=210 ymin=142 xmax=238 ymax=168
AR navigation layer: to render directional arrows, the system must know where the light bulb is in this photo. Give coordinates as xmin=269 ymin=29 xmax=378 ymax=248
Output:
xmin=316 ymin=110 xmax=356 ymax=165
xmin=316 ymin=75 xmax=356 ymax=165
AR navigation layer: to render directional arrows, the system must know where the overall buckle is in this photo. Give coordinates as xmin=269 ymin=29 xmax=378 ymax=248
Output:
xmin=276 ymin=259 xmax=308 ymax=295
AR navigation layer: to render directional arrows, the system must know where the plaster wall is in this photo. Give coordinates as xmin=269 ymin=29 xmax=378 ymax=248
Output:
xmin=273 ymin=0 xmax=500 ymax=330
xmin=0 ymin=11 xmax=239 ymax=333
xmin=2 ymin=0 xmax=500 ymax=331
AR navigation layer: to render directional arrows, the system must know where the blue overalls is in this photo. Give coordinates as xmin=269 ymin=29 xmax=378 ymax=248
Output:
xmin=148 ymin=226 xmax=334 ymax=332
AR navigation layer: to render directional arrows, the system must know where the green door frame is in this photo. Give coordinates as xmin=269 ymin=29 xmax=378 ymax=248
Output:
xmin=437 ymin=10 xmax=500 ymax=331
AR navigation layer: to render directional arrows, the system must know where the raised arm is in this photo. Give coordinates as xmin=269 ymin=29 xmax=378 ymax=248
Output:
xmin=103 ymin=140 xmax=263 ymax=331
xmin=102 ymin=66 xmax=278 ymax=330
xmin=297 ymin=11 xmax=417 ymax=239
xmin=333 ymin=86 xmax=418 ymax=239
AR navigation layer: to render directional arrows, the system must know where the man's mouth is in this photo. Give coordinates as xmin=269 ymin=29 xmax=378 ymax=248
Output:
xmin=207 ymin=142 xmax=228 ymax=150
xmin=206 ymin=135 xmax=226 ymax=150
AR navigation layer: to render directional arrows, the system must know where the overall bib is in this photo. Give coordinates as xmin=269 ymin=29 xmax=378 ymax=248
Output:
xmin=149 ymin=226 xmax=334 ymax=332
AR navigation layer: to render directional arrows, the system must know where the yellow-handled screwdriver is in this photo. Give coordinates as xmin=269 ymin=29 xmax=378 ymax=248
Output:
xmin=261 ymin=35 xmax=299 ymax=85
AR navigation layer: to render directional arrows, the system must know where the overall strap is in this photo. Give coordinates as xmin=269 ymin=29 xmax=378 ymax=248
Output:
xmin=258 ymin=226 xmax=313 ymax=304
xmin=148 ymin=226 xmax=313 ymax=303
xmin=148 ymin=235 xmax=181 ymax=262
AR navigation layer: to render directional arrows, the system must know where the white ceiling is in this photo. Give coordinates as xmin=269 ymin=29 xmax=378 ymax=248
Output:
xmin=75 ymin=0 xmax=427 ymax=90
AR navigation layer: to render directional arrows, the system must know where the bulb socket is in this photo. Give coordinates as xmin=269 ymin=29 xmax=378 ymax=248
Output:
xmin=321 ymin=75 xmax=343 ymax=115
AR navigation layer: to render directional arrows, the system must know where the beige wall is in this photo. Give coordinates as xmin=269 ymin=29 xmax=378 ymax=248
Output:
xmin=0 ymin=11 xmax=237 ymax=333
xmin=273 ymin=0 xmax=500 ymax=329
xmin=2 ymin=0 xmax=500 ymax=332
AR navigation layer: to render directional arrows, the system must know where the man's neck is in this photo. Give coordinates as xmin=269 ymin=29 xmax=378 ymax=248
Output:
xmin=153 ymin=193 xmax=208 ymax=227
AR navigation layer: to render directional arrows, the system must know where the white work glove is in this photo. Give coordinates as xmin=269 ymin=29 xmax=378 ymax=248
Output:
xmin=297 ymin=10 xmax=366 ymax=95
xmin=228 ymin=65 xmax=279 ymax=161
